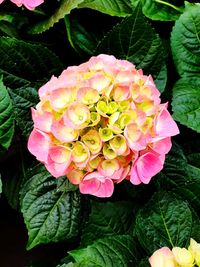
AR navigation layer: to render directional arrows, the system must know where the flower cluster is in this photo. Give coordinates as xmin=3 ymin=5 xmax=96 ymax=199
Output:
xmin=0 ymin=0 xmax=44 ymax=10
xmin=149 ymin=239 xmax=200 ymax=267
xmin=28 ymin=54 xmax=179 ymax=197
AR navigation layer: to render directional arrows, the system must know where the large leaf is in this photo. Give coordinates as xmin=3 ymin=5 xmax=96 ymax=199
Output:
xmin=138 ymin=0 xmax=184 ymax=21
xmin=20 ymin=165 xmax=85 ymax=250
xmin=161 ymin=142 xmax=188 ymax=186
xmin=2 ymin=163 xmax=24 ymax=210
xmin=171 ymin=3 xmax=200 ymax=77
xmin=81 ymin=201 xmax=134 ymax=246
xmin=64 ymin=16 xmax=99 ymax=55
xmin=0 ymin=37 xmax=63 ymax=88
xmin=9 ymin=86 xmax=39 ymax=137
xmin=139 ymin=258 xmax=150 ymax=267
xmin=0 ymin=79 xmax=14 ymax=149
xmin=70 ymin=235 xmax=140 ymax=266
xmin=172 ymin=78 xmax=200 ymax=132
xmin=96 ymin=4 xmax=167 ymax=92
xmin=157 ymin=144 xmax=200 ymax=211
xmin=187 ymin=153 xmax=200 ymax=169
xmin=78 ymin=0 xmax=133 ymax=17
xmin=28 ymin=0 xmax=84 ymax=34
xmin=135 ymin=192 xmax=193 ymax=254
xmin=153 ymin=63 xmax=167 ymax=93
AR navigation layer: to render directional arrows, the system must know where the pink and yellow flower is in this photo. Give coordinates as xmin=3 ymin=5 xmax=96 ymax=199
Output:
xmin=28 ymin=54 xmax=179 ymax=197
xmin=149 ymin=247 xmax=177 ymax=267
xmin=149 ymin=239 xmax=200 ymax=267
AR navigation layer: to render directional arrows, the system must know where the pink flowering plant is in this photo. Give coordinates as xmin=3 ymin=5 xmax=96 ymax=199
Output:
xmin=28 ymin=54 xmax=179 ymax=198
xmin=0 ymin=1 xmax=200 ymax=266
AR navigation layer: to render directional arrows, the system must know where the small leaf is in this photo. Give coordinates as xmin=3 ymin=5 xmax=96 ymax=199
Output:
xmin=138 ymin=0 xmax=184 ymax=21
xmin=81 ymin=201 xmax=134 ymax=246
xmin=70 ymin=235 xmax=140 ymax=266
xmin=0 ymin=37 xmax=63 ymax=88
xmin=135 ymin=192 xmax=193 ymax=254
xmin=171 ymin=3 xmax=200 ymax=77
xmin=96 ymin=4 xmax=167 ymax=92
xmin=9 ymin=86 xmax=39 ymax=137
xmin=0 ymin=79 xmax=14 ymax=149
xmin=78 ymin=0 xmax=133 ymax=17
xmin=28 ymin=0 xmax=84 ymax=34
xmin=172 ymin=78 xmax=200 ymax=132
xmin=20 ymin=164 xmax=86 ymax=250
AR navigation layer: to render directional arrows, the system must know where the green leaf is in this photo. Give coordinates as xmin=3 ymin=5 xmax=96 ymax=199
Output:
xmin=0 ymin=37 xmax=63 ymax=89
xmin=28 ymin=0 xmax=84 ymax=34
xmin=161 ymin=142 xmax=188 ymax=186
xmin=0 ymin=79 xmax=14 ymax=149
xmin=190 ymin=210 xmax=200 ymax=243
xmin=2 ymin=163 xmax=24 ymax=210
xmin=139 ymin=258 xmax=150 ymax=267
xmin=20 ymin=164 xmax=85 ymax=250
xmin=172 ymin=78 xmax=200 ymax=132
xmin=171 ymin=3 xmax=200 ymax=77
xmin=9 ymin=86 xmax=39 ymax=137
xmin=70 ymin=235 xmax=140 ymax=266
xmin=0 ymin=21 xmax=20 ymax=38
xmin=135 ymin=192 xmax=193 ymax=254
xmin=187 ymin=155 xmax=200 ymax=180
xmin=64 ymin=16 xmax=99 ymax=55
xmin=157 ymin=144 xmax=200 ymax=211
xmin=57 ymin=264 xmax=74 ymax=267
xmin=153 ymin=63 xmax=167 ymax=93
xmin=96 ymin=4 xmax=167 ymax=92
xmin=138 ymin=0 xmax=184 ymax=21
xmin=78 ymin=0 xmax=133 ymax=17
xmin=187 ymin=153 xmax=200 ymax=169
xmin=81 ymin=201 xmax=134 ymax=246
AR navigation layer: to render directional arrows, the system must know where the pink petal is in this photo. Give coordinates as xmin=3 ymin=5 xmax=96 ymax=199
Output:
xmin=51 ymin=119 xmax=78 ymax=143
xmin=79 ymin=172 xmax=114 ymax=197
xmin=31 ymin=108 xmax=53 ymax=133
xmin=151 ymin=137 xmax=172 ymax=155
xmin=10 ymin=0 xmax=22 ymax=6
xmin=27 ymin=129 xmax=51 ymax=163
xmin=94 ymin=178 xmax=114 ymax=197
xmin=49 ymin=146 xmax=71 ymax=164
xmin=154 ymin=106 xmax=179 ymax=138
xmin=45 ymin=156 xmax=72 ymax=178
xmin=130 ymin=152 xmax=163 ymax=185
xmin=23 ymin=0 xmax=44 ymax=9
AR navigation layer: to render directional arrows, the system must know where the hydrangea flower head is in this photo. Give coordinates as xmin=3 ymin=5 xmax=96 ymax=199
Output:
xmin=28 ymin=54 xmax=179 ymax=197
